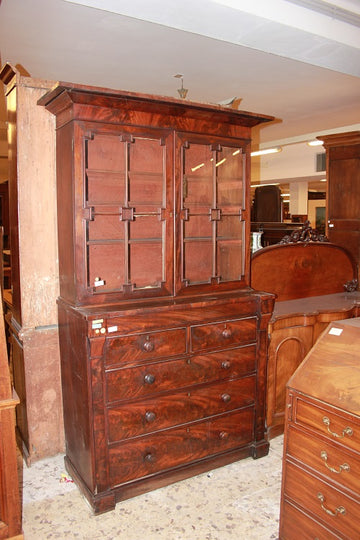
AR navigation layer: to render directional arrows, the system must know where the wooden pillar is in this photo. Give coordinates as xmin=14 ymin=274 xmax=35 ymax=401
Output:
xmin=0 ymin=64 xmax=64 ymax=463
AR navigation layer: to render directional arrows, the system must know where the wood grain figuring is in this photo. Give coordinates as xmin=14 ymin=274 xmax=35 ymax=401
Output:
xmin=251 ymin=242 xmax=357 ymax=302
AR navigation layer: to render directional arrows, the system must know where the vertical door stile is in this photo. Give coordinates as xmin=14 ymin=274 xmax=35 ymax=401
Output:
xmin=212 ymin=146 xmax=218 ymax=279
xmin=124 ymin=140 xmax=130 ymax=286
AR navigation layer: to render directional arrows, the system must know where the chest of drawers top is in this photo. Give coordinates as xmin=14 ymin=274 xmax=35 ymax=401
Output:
xmin=287 ymin=318 xmax=360 ymax=416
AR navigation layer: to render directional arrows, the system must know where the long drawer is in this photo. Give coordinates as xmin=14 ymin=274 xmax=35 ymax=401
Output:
xmin=287 ymin=426 xmax=360 ymax=496
xmin=280 ymin=499 xmax=343 ymax=540
xmin=105 ymin=345 xmax=256 ymax=403
xmin=107 ymin=376 xmax=255 ymax=441
xmin=108 ymin=408 xmax=254 ymax=487
xmin=294 ymin=397 xmax=360 ymax=453
xmin=283 ymin=460 xmax=360 ymax=539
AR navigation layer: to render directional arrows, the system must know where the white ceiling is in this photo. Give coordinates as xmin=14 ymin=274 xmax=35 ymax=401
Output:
xmin=0 ymin=0 xmax=360 ymax=147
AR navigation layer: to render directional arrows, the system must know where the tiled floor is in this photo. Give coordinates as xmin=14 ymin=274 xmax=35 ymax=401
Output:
xmin=21 ymin=436 xmax=283 ymax=540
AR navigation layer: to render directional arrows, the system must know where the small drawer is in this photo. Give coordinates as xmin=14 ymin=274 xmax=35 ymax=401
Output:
xmin=108 ymin=408 xmax=254 ymax=487
xmin=190 ymin=317 xmax=257 ymax=352
xmin=280 ymin=499 xmax=343 ymax=540
xmin=287 ymin=426 xmax=360 ymax=496
xmin=107 ymin=376 xmax=255 ymax=441
xmin=283 ymin=460 xmax=360 ymax=539
xmin=105 ymin=344 xmax=256 ymax=403
xmin=294 ymin=397 xmax=360 ymax=453
xmin=104 ymin=327 xmax=187 ymax=367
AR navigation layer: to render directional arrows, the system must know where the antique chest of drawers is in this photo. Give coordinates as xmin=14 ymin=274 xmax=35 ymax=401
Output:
xmin=280 ymin=318 xmax=360 ymax=539
xmin=59 ymin=292 xmax=273 ymax=513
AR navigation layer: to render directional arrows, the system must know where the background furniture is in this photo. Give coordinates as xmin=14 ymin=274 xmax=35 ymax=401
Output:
xmin=40 ymin=82 xmax=275 ymax=513
xmin=250 ymin=221 xmax=304 ymax=247
xmin=0 ymin=287 xmax=23 ymax=540
xmin=321 ymin=131 xmax=360 ymax=284
xmin=280 ymin=318 xmax=360 ymax=539
xmin=252 ymin=185 xmax=282 ymax=222
xmin=251 ymin=235 xmax=360 ymax=439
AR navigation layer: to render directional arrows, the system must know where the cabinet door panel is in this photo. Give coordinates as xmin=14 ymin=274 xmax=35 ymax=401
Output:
xmin=267 ymin=325 xmax=313 ymax=432
xmin=88 ymin=244 xmax=125 ymax=291
xmin=82 ymin=127 xmax=173 ymax=299
xmin=177 ymin=134 xmax=247 ymax=291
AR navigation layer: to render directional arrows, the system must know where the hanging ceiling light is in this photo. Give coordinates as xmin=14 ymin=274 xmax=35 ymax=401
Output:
xmin=174 ymin=74 xmax=188 ymax=99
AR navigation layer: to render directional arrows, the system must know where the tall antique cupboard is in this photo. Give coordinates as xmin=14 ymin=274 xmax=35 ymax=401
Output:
xmin=321 ymin=131 xmax=360 ymax=283
xmin=39 ymin=82 xmax=275 ymax=513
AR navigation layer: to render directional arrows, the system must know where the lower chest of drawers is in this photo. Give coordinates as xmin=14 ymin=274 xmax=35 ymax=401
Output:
xmin=59 ymin=301 xmax=270 ymax=514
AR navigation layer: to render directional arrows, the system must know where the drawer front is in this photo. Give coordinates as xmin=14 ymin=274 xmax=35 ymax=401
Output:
xmin=287 ymin=426 xmax=360 ymax=496
xmin=106 ymin=345 xmax=256 ymax=403
xmin=109 ymin=408 xmax=254 ymax=486
xmin=294 ymin=397 xmax=360 ymax=453
xmin=108 ymin=376 xmax=255 ymax=441
xmin=284 ymin=460 xmax=360 ymax=539
xmin=104 ymin=328 xmax=187 ymax=367
xmin=280 ymin=499 xmax=343 ymax=540
xmin=190 ymin=317 xmax=257 ymax=352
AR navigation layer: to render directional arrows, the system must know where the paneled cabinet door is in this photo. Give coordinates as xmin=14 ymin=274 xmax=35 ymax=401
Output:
xmin=81 ymin=126 xmax=174 ymax=299
xmin=175 ymin=134 xmax=248 ymax=293
xmin=267 ymin=324 xmax=313 ymax=438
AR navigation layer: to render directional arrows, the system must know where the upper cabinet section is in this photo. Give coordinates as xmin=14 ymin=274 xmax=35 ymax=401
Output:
xmin=39 ymin=83 xmax=273 ymax=306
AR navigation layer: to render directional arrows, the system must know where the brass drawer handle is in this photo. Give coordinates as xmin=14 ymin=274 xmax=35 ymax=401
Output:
xmin=142 ymin=337 xmax=154 ymax=353
xmin=219 ymin=431 xmax=229 ymax=440
xmin=322 ymin=416 xmax=353 ymax=439
xmin=317 ymin=493 xmax=346 ymax=517
xmin=222 ymin=326 xmax=232 ymax=339
xmin=320 ymin=451 xmax=350 ymax=474
xmin=221 ymin=393 xmax=231 ymax=403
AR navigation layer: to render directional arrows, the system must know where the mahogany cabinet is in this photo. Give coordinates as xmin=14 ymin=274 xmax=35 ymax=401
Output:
xmin=267 ymin=292 xmax=360 ymax=439
xmin=280 ymin=318 xmax=360 ymax=539
xmin=39 ymin=83 xmax=275 ymax=513
xmin=321 ymin=131 xmax=360 ymax=283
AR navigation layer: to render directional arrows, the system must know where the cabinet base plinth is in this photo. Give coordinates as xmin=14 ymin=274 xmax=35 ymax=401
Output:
xmin=66 ymin=444 xmax=268 ymax=514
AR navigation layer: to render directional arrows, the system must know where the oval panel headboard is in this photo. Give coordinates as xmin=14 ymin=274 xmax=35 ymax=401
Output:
xmin=251 ymin=242 xmax=358 ymax=302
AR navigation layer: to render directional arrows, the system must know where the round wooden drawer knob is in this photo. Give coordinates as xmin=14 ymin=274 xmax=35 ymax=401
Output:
xmin=222 ymin=327 xmax=232 ymax=339
xmin=143 ymin=339 xmax=154 ymax=353
xmin=144 ymin=373 xmax=156 ymax=385
xmin=145 ymin=411 xmax=156 ymax=422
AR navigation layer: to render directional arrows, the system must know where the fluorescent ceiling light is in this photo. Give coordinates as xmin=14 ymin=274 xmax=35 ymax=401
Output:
xmin=251 ymin=183 xmax=280 ymax=187
xmin=307 ymin=139 xmax=324 ymax=146
xmin=251 ymin=147 xmax=282 ymax=157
